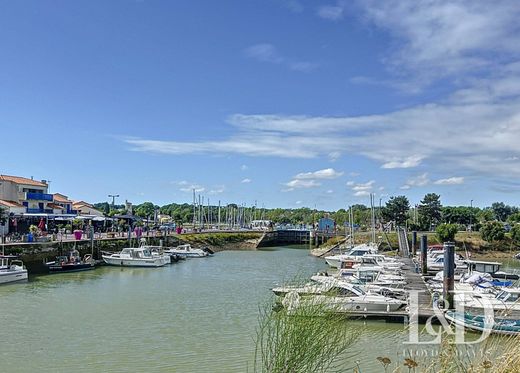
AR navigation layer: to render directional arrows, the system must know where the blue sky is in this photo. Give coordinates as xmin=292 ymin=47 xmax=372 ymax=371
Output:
xmin=1 ymin=0 xmax=519 ymax=210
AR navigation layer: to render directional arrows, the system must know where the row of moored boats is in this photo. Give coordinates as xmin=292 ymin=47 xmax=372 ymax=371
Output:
xmin=271 ymin=241 xmax=520 ymax=336
xmin=0 ymin=243 xmax=213 ymax=285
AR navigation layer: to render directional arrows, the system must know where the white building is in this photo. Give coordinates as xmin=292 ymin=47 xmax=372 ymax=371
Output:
xmin=0 ymin=175 xmax=53 ymax=214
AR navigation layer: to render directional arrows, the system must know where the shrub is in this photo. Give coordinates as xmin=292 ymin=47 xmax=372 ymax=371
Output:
xmin=480 ymin=221 xmax=506 ymax=242
xmin=436 ymin=223 xmax=458 ymax=243
xmin=511 ymin=224 xmax=520 ymax=245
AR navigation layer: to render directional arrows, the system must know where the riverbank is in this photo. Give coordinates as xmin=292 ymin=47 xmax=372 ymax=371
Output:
xmin=2 ymin=231 xmax=264 ymax=272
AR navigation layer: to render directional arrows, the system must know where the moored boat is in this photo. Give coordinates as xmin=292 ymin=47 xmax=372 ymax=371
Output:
xmin=45 ymin=249 xmax=95 ymax=273
xmin=102 ymin=247 xmax=168 ymax=267
xmin=164 ymin=244 xmax=211 ymax=258
xmin=445 ymin=311 xmax=520 ymax=335
xmin=0 ymin=255 xmax=28 ymax=284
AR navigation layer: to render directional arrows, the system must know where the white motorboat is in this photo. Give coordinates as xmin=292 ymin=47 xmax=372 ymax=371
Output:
xmin=280 ymin=281 xmax=406 ymax=314
xmin=102 ymin=247 xmax=168 ymax=267
xmin=164 ymin=244 xmax=210 ymax=258
xmin=141 ymin=246 xmax=172 ymax=264
xmin=0 ymin=255 xmax=28 ymax=284
xmin=456 ymin=288 xmax=520 ymax=318
xmin=324 ymin=243 xmax=379 ymax=268
xmin=427 ymin=254 xmax=467 ymax=271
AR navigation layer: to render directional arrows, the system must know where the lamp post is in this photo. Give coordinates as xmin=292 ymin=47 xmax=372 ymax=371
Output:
xmin=469 ymin=199 xmax=473 ymax=232
xmin=108 ymin=194 xmax=119 ymax=210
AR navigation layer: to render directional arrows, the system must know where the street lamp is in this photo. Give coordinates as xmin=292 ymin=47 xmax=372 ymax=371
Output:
xmin=108 ymin=194 xmax=120 ymax=209
xmin=469 ymin=199 xmax=473 ymax=232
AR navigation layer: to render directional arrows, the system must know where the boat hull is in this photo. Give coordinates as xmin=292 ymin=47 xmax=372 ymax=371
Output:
xmin=47 ymin=263 xmax=95 ymax=273
xmin=0 ymin=270 xmax=28 ymax=284
xmin=102 ymin=255 xmax=167 ymax=267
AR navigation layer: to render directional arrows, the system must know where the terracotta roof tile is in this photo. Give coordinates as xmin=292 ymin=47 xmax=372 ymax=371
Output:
xmin=0 ymin=175 xmax=47 ymax=187
xmin=53 ymin=193 xmax=72 ymax=203
xmin=0 ymin=199 xmax=24 ymax=208
xmin=47 ymin=203 xmax=64 ymax=209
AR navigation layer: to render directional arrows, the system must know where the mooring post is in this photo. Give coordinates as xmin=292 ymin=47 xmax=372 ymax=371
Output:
xmin=411 ymin=231 xmax=417 ymax=256
xmin=421 ymin=235 xmax=428 ymax=275
xmin=443 ymin=242 xmax=455 ymax=310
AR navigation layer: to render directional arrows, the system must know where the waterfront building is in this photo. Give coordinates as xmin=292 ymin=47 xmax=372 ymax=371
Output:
xmin=0 ymin=175 xmax=53 ymax=214
xmin=53 ymin=193 xmax=75 ymax=214
xmin=72 ymin=201 xmax=104 ymax=216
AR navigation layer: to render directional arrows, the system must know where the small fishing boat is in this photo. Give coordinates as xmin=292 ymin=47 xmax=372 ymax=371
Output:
xmin=0 ymin=255 xmax=28 ymax=284
xmin=45 ymin=250 xmax=95 ymax=273
xmin=102 ymin=247 xmax=168 ymax=267
xmin=163 ymin=244 xmax=211 ymax=258
xmin=445 ymin=311 xmax=520 ymax=335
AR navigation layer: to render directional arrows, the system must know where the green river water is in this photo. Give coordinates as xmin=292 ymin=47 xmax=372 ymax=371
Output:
xmin=0 ymin=246 xmax=517 ymax=372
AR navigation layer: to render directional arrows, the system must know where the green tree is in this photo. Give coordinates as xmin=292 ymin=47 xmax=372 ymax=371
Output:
xmin=507 ymin=212 xmax=520 ymax=224
xmin=436 ymin=223 xmax=458 ymax=243
xmin=511 ymin=224 xmax=520 ymax=245
xmin=382 ymin=196 xmax=410 ymax=226
xmin=135 ymin=202 xmax=157 ymax=218
xmin=490 ymin=202 xmax=518 ymax=222
xmin=480 ymin=221 xmax=506 ymax=242
xmin=418 ymin=193 xmax=442 ymax=230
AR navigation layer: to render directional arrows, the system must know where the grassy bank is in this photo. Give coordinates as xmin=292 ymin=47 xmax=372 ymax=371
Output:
xmin=178 ymin=232 xmax=263 ymax=252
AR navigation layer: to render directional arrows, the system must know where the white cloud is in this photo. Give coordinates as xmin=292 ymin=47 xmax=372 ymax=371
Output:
xmin=405 ymin=173 xmax=430 ymax=187
xmin=241 ymin=178 xmax=252 ymax=183
xmin=349 ymin=172 xmax=360 ymax=177
xmin=351 ymin=180 xmax=375 ymax=191
xmin=400 ymin=185 xmax=411 ymax=190
xmin=176 ymin=181 xmax=205 ymax=193
xmin=317 ymin=5 xmax=344 ymax=21
xmin=208 ymin=186 xmax=225 ymax=195
xmin=283 ymin=179 xmax=321 ymax=191
xmin=244 ymin=44 xmax=317 ymax=73
xmin=326 ymin=189 xmax=334 ymax=194
xmin=434 ymin=177 xmax=465 ymax=185
xmin=328 ymin=151 xmax=341 ymax=162
xmin=294 ymin=168 xmax=344 ymax=180
xmin=351 ymin=1 xmax=520 ymax=89
xmin=295 ymin=200 xmax=303 ymax=205
xmin=382 ymin=155 xmax=424 ymax=169
xmin=240 ymin=164 xmax=248 ymax=171
xmin=348 ymin=180 xmax=376 ymax=197
xmin=244 ymin=43 xmax=283 ymax=64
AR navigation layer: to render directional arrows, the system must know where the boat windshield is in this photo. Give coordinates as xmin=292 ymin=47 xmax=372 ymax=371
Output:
xmin=497 ymin=291 xmax=520 ymax=303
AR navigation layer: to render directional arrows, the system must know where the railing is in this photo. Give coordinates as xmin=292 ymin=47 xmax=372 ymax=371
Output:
xmin=26 ymin=208 xmax=54 ymax=214
xmin=25 ymin=192 xmax=53 ymax=201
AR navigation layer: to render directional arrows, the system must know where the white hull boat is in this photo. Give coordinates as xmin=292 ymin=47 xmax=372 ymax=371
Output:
xmin=102 ymin=247 xmax=168 ymax=267
xmin=0 ymin=256 xmax=28 ymax=284
xmin=279 ymin=281 xmax=406 ymax=314
xmin=164 ymin=244 xmax=210 ymax=258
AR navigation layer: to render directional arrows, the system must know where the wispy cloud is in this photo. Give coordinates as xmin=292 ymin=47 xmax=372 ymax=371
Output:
xmin=240 ymin=164 xmax=248 ymax=171
xmin=241 ymin=178 xmax=252 ymax=183
xmin=317 ymin=4 xmax=344 ymax=21
xmin=244 ymin=43 xmax=283 ymax=64
xmin=176 ymin=181 xmax=205 ymax=193
xmin=349 ymin=0 xmax=520 ymax=90
xmin=382 ymin=156 xmax=424 ymax=169
xmin=400 ymin=173 xmax=430 ymax=189
xmin=294 ymin=168 xmax=343 ymax=180
xmin=348 ymin=180 xmax=375 ymax=197
xmin=244 ymin=43 xmax=317 ymax=73
xmin=282 ymin=179 xmax=321 ymax=192
xmin=434 ymin=177 xmax=464 ymax=185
